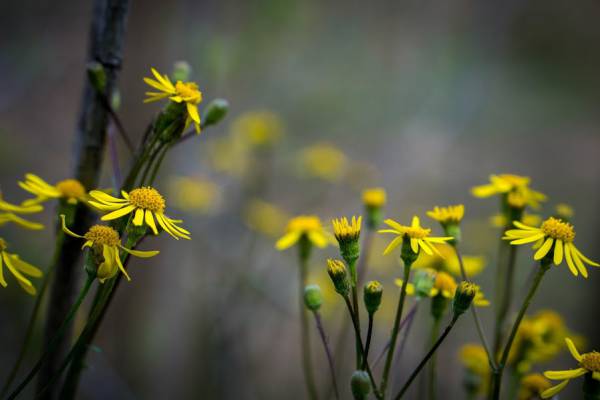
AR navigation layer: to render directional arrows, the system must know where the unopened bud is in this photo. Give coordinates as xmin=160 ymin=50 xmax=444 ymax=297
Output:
xmin=172 ymin=61 xmax=192 ymax=82
xmin=304 ymin=285 xmax=323 ymax=311
xmin=453 ymin=281 xmax=478 ymax=316
xmin=202 ymin=98 xmax=229 ymax=127
xmin=350 ymin=370 xmax=371 ymax=400
xmin=327 ymin=259 xmax=350 ymax=297
xmin=363 ymin=281 xmax=383 ymax=314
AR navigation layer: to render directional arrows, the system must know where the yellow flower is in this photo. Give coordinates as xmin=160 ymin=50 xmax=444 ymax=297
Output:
xmin=18 ymin=174 xmax=86 ymax=205
xmin=231 ymin=111 xmax=283 ymax=147
xmin=504 ymin=217 xmax=599 ymax=277
xmin=60 ymin=215 xmax=159 ymax=283
xmin=168 ymin=176 xmax=221 ymax=215
xmin=471 ymin=174 xmax=546 ymax=208
xmin=0 ymin=213 xmax=44 ymax=230
xmin=143 ymin=67 xmax=203 ymax=134
xmin=541 ymin=337 xmax=600 ymax=398
xmin=555 ymin=203 xmax=574 ymax=219
xmin=0 ymin=195 xmax=43 ymax=214
xmin=244 ymin=199 xmax=289 ymax=238
xmin=88 ymin=187 xmax=191 ymax=240
xmin=460 ymin=344 xmax=490 ymax=376
xmin=379 ymin=216 xmax=452 ymax=256
xmin=490 ymin=213 xmax=541 ymax=229
xmin=275 ymin=215 xmax=335 ymax=250
xmin=298 ymin=143 xmax=347 ymax=182
xmin=362 ymin=188 xmax=386 ymax=208
xmin=412 ymin=244 xmax=486 ymax=277
xmin=332 ymin=216 xmax=362 ymax=243
xmin=0 ymin=238 xmax=43 ymax=295
xmin=518 ymin=374 xmax=551 ymax=400
xmin=426 ymin=204 xmax=464 ymax=225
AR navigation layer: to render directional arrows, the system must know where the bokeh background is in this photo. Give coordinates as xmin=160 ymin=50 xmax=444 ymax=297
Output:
xmin=1 ymin=0 xmax=600 ymax=398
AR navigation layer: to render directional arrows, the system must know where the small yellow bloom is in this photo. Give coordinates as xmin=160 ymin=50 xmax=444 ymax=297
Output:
xmin=88 ymin=187 xmax=191 ymax=240
xmin=379 ymin=216 xmax=452 ymax=256
xmin=504 ymin=217 xmax=599 ymax=278
xmin=555 ymin=203 xmax=574 ymax=219
xmin=244 ymin=199 xmax=290 ymax=238
xmin=168 ymin=176 xmax=221 ymax=215
xmin=426 ymin=204 xmax=464 ymax=225
xmin=18 ymin=174 xmax=86 ymax=205
xmin=0 ymin=213 xmax=44 ymax=230
xmin=459 ymin=344 xmax=491 ymax=376
xmin=332 ymin=216 xmax=362 ymax=243
xmin=298 ymin=143 xmax=347 ymax=182
xmin=362 ymin=188 xmax=386 ymax=208
xmin=275 ymin=215 xmax=335 ymax=250
xmin=471 ymin=174 xmax=546 ymax=209
xmin=143 ymin=67 xmax=203 ymax=134
xmin=541 ymin=337 xmax=600 ymax=398
xmin=490 ymin=213 xmax=541 ymax=229
xmin=518 ymin=374 xmax=551 ymax=400
xmin=60 ymin=215 xmax=159 ymax=283
xmin=0 ymin=238 xmax=43 ymax=295
xmin=231 ymin=111 xmax=284 ymax=147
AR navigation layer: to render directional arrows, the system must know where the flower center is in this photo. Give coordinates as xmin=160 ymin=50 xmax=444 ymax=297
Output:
xmin=84 ymin=225 xmax=120 ymax=246
xmin=499 ymin=174 xmax=530 ymax=187
xmin=175 ymin=81 xmax=201 ymax=103
xmin=287 ymin=216 xmax=322 ymax=233
xmin=0 ymin=238 xmax=7 ymax=251
xmin=128 ymin=187 xmax=166 ymax=213
xmin=404 ymin=226 xmax=431 ymax=239
xmin=581 ymin=352 xmax=600 ymax=372
xmin=56 ymin=179 xmax=86 ymax=199
xmin=541 ymin=217 xmax=575 ymax=242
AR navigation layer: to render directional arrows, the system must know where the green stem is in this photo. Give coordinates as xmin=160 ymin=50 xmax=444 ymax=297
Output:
xmin=362 ymin=314 xmax=374 ymax=371
xmin=6 ymin=271 xmax=95 ymax=400
xmin=427 ymin=317 xmax=441 ymax=400
xmin=490 ymin=261 xmax=550 ymax=400
xmin=380 ymin=260 xmax=412 ymax=397
xmin=313 ymin=311 xmax=339 ymax=400
xmin=299 ymin=253 xmax=319 ymax=400
xmin=349 ymin=259 xmax=362 ymax=369
xmin=147 ymin=143 xmax=171 ymax=185
xmin=493 ymin=243 xmax=517 ymax=361
xmin=393 ymin=315 xmax=459 ymax=400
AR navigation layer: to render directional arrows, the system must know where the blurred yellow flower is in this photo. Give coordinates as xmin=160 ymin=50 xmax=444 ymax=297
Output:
xmin=0 ymin=213 xmax=44 ymax=230
xmin=19 ymin=174 xmax=86 ymax=205
xmin=426 ymin=205 xmax=464 ymax=225
xmin=362 ymin=188 xmax=386 ymax=208
xmin=231 ymin=111 xmax=283 ymax=147
xmin=89 ymin=187 xmax=190 ymax=240
xmin=143 ymin=67 xmax=202 ymax=133
xmin=490 ymin=213 xmax=541 ymax=229
xmin=460 ymin=344 xmax=490 ymax=376
xmin=0 ymin=237 xmax=42 ymax=295
xmin=412 ymin=244 xmax=486 ymax=277
xmin=555 ymin=203 xmax=574 ymax=219
xmin=168 ymin=176 xmax=221 ymax=215
xmin=298 ymin=143 xmax=347 ymax=182
xmin=332 ymin=216 xmax=362 ymax=243
xmin=504 ymin=218 xmax=599 ymax=277
xmin=0 ymin=195 xmax=43 ymax=213
xmin=275 ymin=215 xmax=335 ymax=250
xmin=209 ymin=135 xmax=249 ymax=177
xmin=518 ymin=374 xmax=551 ymax=400
xmin=471 ymin=174 xmax=546 ymax=209
xmin=379 ymin=216 xmax=452 ymax=256
xmin=244 ymin=199 xmax=289 ymax=238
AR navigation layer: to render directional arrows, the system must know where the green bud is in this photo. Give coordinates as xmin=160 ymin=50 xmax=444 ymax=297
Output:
xmin=172 ymin=60 xmax=192 ymax=81
xmin=304 ymin=285 xmax=323 ymax=311
xmin=363 ymin=281 xmax=383 ymax=314
xmin=111 ymin=90 xmax=121 ymax=110
xmin=444 ymin=223 xmax=461 ymax=245
xmin=202 ymin=98 xmax=229 ymax=127
xmin=413 ymin=269 xmax=436 ymax=298
xmin=453 ymin=281 xmax=478 ymax=317
xmin=400 ymin=237 xmax=418 ymax=266
xmin=431 ymin=294 xmax=449 ymax=320
xmin=327 ymin=259 xmax=350 ymax=297
xmin=87 ymin=62 xmax=106 ymax=93
xmin=350 ymin=370 xmax=371 ymax=400
xmin=153 ymin=101 xmax=187 ymax=143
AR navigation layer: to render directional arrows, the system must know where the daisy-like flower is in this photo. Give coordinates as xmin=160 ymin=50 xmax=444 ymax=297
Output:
xmin=0 ymin=213 xmax=44 ymax=230
xmin=275 ymin=215 xmax=335 ymax=250
xmin=0 ymin=194 xmax=43 ymax=213
xmin=426 ymin=204 xmax=464 ymax=225
xmin=541 ymin=337 xmax=600 ymax=398
xmin=518 ymin=374 xmax=551 ymax=400
xmin=332 ymin=216 xmax=362 ymax=244
xmin=379 ymin=216 xmax=452 ymax=256
xmin=60 ymin=215 xmax=159 ymax=283
xmin=503 ymin=217 xmax=599 ymax=278
xmin=143 ymin=67 xmax=203 ymax=134
xmin=88 ymin=187 xmax=191 ymax=240
xmin=0 ymin=238 xmax=43 ymax=295
xmin=471 ymin=174 xmax=546 ymax=208
xmin=18 ymin=173 xmax=87 ymax=205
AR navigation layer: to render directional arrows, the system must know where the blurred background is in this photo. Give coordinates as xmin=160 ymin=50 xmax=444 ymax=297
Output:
xmin=1 ymin=0 xmax=599 ymax=398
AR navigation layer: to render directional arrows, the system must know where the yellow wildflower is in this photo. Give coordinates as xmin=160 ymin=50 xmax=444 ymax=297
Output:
xmin=504 ymin=217 xmax=599 ymax=277
xmin=460 ymin=344 xmax=490 ymax=376
xmin=395 ymin=271 xmax=489 ymax=306
xmin=541 ymin=338 xmax=600 ymax=398
xmin=332 ymin=216 xmax=362 ymax=244
xmin=275 ymin=215 xmax=335 ymax=250
xmin=88 ymin=187 xmax=190 ymax=240
xmin=0 ymin=238 xmax=42 ymax=295
xmin=231 ymin=111 xmax=283 ymax=147
xmin=0 ymin=213 xmax=44 ymax=230
xmin=412 ymin=244 xmax=486 ymax=277
xmin=555 ymin=203 xmax=574 ymax=219
xmin=60 ymin=215 xmax=159 ymax=283
xmin=18 ymin=174 xmax=86 ymax=205
xmin=168 ymin=176 xmax=221 ymax=215
xmin=362 ymin=187 xmax=386 ymax=208
xmin=379 ymin=216 xmax=452 ymax=256
xmin=471 ymin=174 xmax=546 ymax=208
xmin=426 ymin=204 xmax=464 ymax=225
xmin=244 ymin=199 xmax=289 ymax=238
xmin=298 ymin=143 xmax=347 ymax=182
xmin=518 ymin=374 xmax=551 ymax=400
xmin=143 ymin=67 xmax=203 ymax=133
xmin=490 ymin=213 xmax=541 ymax=229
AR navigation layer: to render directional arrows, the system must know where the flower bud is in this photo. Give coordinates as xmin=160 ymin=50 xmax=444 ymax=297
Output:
xmin=350 ymin=370 xmax=371 ymax=400
xmin=400 ymin=237 xmax=419 ymax=266
xmin=202 ymin=98 xmax=229 ymax=128
xmin=327 ymin=259 xmax=350 ymax=297
xmin=453 ymin=281 xmax=478 ymax=316
xmin=413 ymin=269 xmax=436 ymax=298
xmin=363 ymin=281 xmax=383 ymax=314
xmin=304 ymin=284 xmax=323 ymax=311
xmin=332 ymin=216 xmax=361 ymax=266
xmin=172 ymin=60 xmax=192 ymax=82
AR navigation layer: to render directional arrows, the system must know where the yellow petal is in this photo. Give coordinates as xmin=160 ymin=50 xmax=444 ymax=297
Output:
xmin=186 ymin=102 xmax=200 ymax=124
xmin=554 ymin=239 xmax=564 ymax=265
xmin=0 ymin=254 xmax=7 ymax=287
xmin=544 ymin=368 xmax=587 ymax=380
xmin=410 ymin=238 xmax=419 ymax=253
xmin=509 ymin=233 xmax=545 ymax=245
xmin=540 ymin=379 xmax=569 ymax=399
xmin=89 ymin=190 xmax=128 ymax=204
xmin=565 ymin=337 xmax=582 ymax=362
xmin=411 ymin=216 xmax=420 ymax=228
xmin=383 ymin=219 xmax=404 ymax=232
xmin=113 ymin=246 xmax=131 ymax=281
xmin=383 ymin=236 xmax=403 ymax=255
xmin=275 ymin=231 xmax=301 ymax=250
xmin=534 ymin=237 xmax=554 ymax=260
xmin=471 ymin=184 xmax=497 ymax=198
xmin=571 ymin=245 xmax=600 ymax=267
xmin=101 ymin=204 xmax=136 ymax=221
xmin=9 ymin=255 xmax=42 ymax=277
xmin=145 ymin=210 xmax=158 ymax=235
xmin=133 ymin=208 xmax=145 ymax=226
xmin=308 ymin=231 xmax=328 ymax=248
xmin=564 ymin=243 xmax=579 ymax=276
xmin=119 ymin=245 xmax=159 ymax=258
xmin=60 ymin=215 xmax=84 ymax=239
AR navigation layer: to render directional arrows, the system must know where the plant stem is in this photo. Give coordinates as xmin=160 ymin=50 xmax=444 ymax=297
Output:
xmin=299 ymin=252 xmax=319 ymax=400
xmin=362 ymin=314 xmax=374 ymax=370
xmin=427 ymin=316 xmax=441 ymax=400
xmin=380 ymin=260 xmax=412 ymax=397
xmin=490 ymin=261 xmax=550 ymax=400
xmin=313 ymin=311 xmax=339 ymax=400
xmin=349 ymin=259 xmax=362 ymax=369
xmin=393 ymin=315 xmax=459 ymax=400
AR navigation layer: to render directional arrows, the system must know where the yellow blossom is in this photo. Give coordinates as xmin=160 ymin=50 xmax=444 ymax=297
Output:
xmin=18 ymin=174 xmax=86 ymax=205
xmin=426 ymin=204 xmax=465 ymax=225
xmin=298 ymin=143 xmax=347 ymax=182
xmin=518 ymin=374 xmax=551 ymax=400
xmin=332 ymin=216 xmax=362 ymax=243
xmin=231 ymin=111 xmax=283 ymax=147
xmin=362 ymin=188 xmax=386 ymax=208
xmin=244 ymin=199 xmax=289 ymax=238
xmin=471 ymin=174 xmax=546 ymax=209
xmin=555 ymin=203 xmax=574 ymax=219
xmin=412 ymin=244 xmax=486 ymax=277
xmin=60 ymin=215 xmax=158 ymax=283
xmin=0 ymin=195 xmax=43 ymax=214
xmin=168 ymin=176 xmax=221 ymax=215
xmin=490 ymin=213 xmax=541 ymax=229
xmin=379 ymin=216 xmax=452 ymax=256
xmin=275 ymin=215 xmax=335 ymax=250
xmin=143 ymin=67 xmax=203 ymax=134
xmin=0 ymin=213 xmax=44 ymax=230
xmin=541 ymin=337 xmax=600 ymax=398
xmin=88 ymin=187 xmax=191 ymax=240
xmin=460 ymin=344 xmax=491 ymax=376
xmin=504 ymin=217 xmax=599 ymax=277
xmin=0 ymin=238 xmax=42 ymax=295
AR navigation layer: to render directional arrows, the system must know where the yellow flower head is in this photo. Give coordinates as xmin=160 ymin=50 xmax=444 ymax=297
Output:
xmin=379 ymin=216 xmax=452 ymax=257
xmin=332 ymin=216 xmax=362 ymax=244
xmin=471 ymin=174 xmax=546 ymax=209
xmin=518 ymin=374 xmax=551 ymax=400
xmin=0 ymin=237 xmax=43 ymax=295
xmin=244 ymin=199 xmax=290 ymax=238
xmin=0 ymin=213 xmax=44 ymax=230
xmin=490 ymin=213 xmax=541 ymax=229
xmin=168 ymin=176 xmax=221 ymax=215
xmin=412 ymin=244 xmax=486 ymax=277
xmin=459 ymin=344 xmax=490 ymax=376
xmin=426 ymin=204 xmax=465 ymax=225
xmin=231 ymin=111 xmax=284 ymax=147
xmin=18 ymin=174 xmax=86 ymax=205
xmin=541 ymin=338 xmax=600 ymax=398
xmin=88 ymin=187 xmax=191 ymax=240
xmin=60 ymin=215 xmax=159 ymax=283
xmin=275 ymin=215 xmax=335 ymax=250
xmin=362 ymin=188 xmax=386 ymax=208
xmin=504 ymin=218 xmax=599 ymax=278
xmin=144 ymin=67 xmax=203 ymax=134
xmin=298 ymin=143 xmax=347 ymax=182
xmin=555 ymin=203 xmax=574 ymax=219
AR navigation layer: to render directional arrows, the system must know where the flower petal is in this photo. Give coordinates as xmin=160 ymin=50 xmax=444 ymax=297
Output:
xmin=276 ymin=231 xmax=301 ymax=250
xmin=540 ymin=379 xmax=569 ymax=399
xmin=101 ymin=204 xmax=136 ymax=221
xmin=544 ymin=368 xmax=587 ymax=380
xmin=534 ymin=237 xmax=554 ymax=260
xmin=565 ymin=337 xmax=582 ymax=362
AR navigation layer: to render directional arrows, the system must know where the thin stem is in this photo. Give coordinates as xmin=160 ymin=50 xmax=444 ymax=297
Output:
xmin=490 ymin=261 xmax=550 ymax=400
xmin=313 ymin=311 xmax=339 ymax=400
xmin=7 ymin=273 xmax=95 ymax=400
xmin=97 ymin=90 xmax=134 ymax=153
xmin=350 ymin=262 xmax=362 ymax=369
xmin=107 ymin=125 xmax=122 ymax=189
xmin=299 ymin=255 xmax=319 ymax=400
xmin=362 ymin=314 xmax=374 ymax=370
xmin=147 ymin=143 xmax=170 ymax=185
xmin=493 ymin=243 xmax=517 ymax=361
xmin=372 ymin=301 xmax=419 ymax=369
xmin=427 ymin=317 xmax=441 ymax=400
xmin=380 ymin=260 xmax=412 ymax=397
xmin=393 ymin=315 xmax=459 ymax=400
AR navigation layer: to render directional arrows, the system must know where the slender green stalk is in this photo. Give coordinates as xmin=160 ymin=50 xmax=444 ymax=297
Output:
xmin=312 ymin=311 xmax=339 ymax=400
xmin=299 ymin=249 xmax=319 ymax=400
xmin=147 ymin=143 xmax=171 ymax=185
xmin=393 ymin=315 xmax=460 ymax=400
xmin=349 ymin=259 xmax=362 ymax=369
xmin=362 ymin=314 xmax=374 ymax=370
xmin=380 ymin=260 xmax=412 ymax=397
xmin=427 ymin=316 xmax=442 ymax=400
xmin=7 ymin=272 xmax=95 ymax=400
xmin=490 ymin=261 xmax=550 ymax=400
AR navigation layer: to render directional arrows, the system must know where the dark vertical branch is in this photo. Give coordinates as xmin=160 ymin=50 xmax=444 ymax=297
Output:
xmin=36 ymin=1 xmax=130 ymax=398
